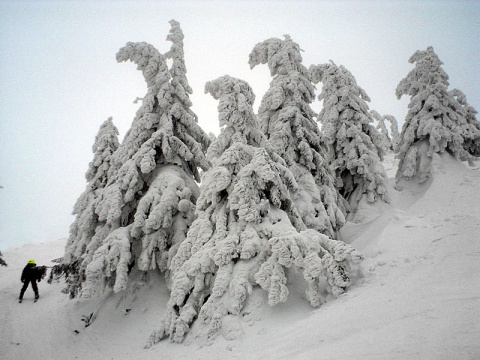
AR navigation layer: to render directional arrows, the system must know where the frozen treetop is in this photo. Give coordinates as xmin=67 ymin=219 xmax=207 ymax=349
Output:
xmin=310 ymin=61 xmax=383 ymax=159
xmin=165 ymin=19 xmax=194 ymax=108
xmin=205 ymin=75 xmax=255 ymax=104
xmin=116 ymin=42 xmax=168 ymax=90
xmin=311 ymin=61 xmax=371 ymax=124
xmin=309 ymin=61 xmax=384 ymax=153
xmin=204 ymin=75 xmax=256 ymax=140
xmin=201 ymin=75 xmax=296 ymax=223
xmin=370 ymin=110 xmax=400 ymax=152
xmin=113 ymin=41 xmax=171 ymax=166
xmin=114 ymin=22 xmax=210 ymax=179
xmin=85 ymin=117 xmax=120 ymax=186
xmin=200 ymin=76 xmax=298 ymax=225
xmin=204 ymin=75 xmax=268 ymax=161
xmin=396 ymin=46 xmax=449 ymax=99
xmin=249 ymin=35 xmax=308 ymax=77
xmin=249 ymin=36 xmax=324 ymax=172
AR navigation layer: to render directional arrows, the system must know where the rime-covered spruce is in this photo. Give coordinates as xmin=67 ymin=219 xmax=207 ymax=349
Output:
xmin=62 ymin=117 xmax=119 ymax=297
xmin=249 ymin=35 xmax=345 ymax=238
xmin=146 ymin=75 xmax=362 ymax=346
xmin=371 ymin=110 xmax=400 ymax=153
xmin=395 ymin=46 xmax=480 ymax=183
xmin=310 ymin=61 xmax=390 ymax=215
xmin=64 ymin=20 xmax=210 ymax=299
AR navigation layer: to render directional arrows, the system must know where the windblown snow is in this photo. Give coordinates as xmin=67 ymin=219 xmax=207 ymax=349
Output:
xmin=1 ymin=152 xmax=479 ymax=360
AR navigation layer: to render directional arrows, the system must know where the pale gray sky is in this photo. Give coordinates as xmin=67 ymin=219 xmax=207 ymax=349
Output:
xmin=1 ymin=0 xmax=479 ymax=251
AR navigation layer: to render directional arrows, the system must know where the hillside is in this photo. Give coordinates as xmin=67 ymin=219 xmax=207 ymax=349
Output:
xmin=1 ymin=153 xmax=479 ymax=360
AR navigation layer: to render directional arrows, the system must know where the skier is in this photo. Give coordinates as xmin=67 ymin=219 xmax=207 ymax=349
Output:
xmin=19 ymin=259 xmax=40 ymax=303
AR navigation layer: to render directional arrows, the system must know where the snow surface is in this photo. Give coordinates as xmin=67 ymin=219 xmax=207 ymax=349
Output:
xmin=1 ymin=153 xmax=479 ymax=360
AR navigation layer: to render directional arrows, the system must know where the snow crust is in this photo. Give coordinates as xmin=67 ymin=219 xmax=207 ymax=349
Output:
xmin=2 ymin=152 xmax=479 ymax=359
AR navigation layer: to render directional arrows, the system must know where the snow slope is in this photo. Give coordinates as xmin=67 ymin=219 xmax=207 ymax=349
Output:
xmin=1 ymin=153 xmax=479 ymax=360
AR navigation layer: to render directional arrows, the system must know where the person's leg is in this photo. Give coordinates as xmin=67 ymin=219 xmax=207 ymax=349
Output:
xmin=32 ymin=280 xmax=39 ymax=299
xmin=19 ymin=280 xmax=29 ymax=300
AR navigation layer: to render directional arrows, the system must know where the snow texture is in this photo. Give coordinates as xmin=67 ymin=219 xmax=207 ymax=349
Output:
xmin=310 ymin=61 xmax=390 ymax=215
xmin=395 ymin=46 xmax=480 ymax=184
xmin=147 ymin=75 xmax=361 ymax=346
xmin=249 ymin=35 xmax=345 ymax=237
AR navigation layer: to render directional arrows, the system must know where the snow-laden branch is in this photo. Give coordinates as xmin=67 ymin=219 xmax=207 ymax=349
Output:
xmin=82 ymin=226 xmax=132 ymax=298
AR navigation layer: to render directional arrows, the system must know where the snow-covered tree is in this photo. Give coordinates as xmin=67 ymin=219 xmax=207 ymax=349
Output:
xmin=371 ymin=110 xmax=400 ymax=152
xmin=67 ymin=20 xmax=210 ymax=298
xmin=449 ymin=88 xmax=480 ymax=158
xmin=249 ymin=35 xmax=345 ymax=237
xmin=385 ymin=114 xmax=400 ymax=152
xmin=395 ymin=46 xmax=480 ymax=183
xmin=64 ymin=117 xmax=119 ymax=263
xmin=370 ymin=110 xmax=392 ymax=153
xmin=60 ymin=117 xmax=119 ymax=297
xmin=147 ymin=75 xmax=362 ymax=346
xmin=310 ymin=61 xmax=389 ymax=214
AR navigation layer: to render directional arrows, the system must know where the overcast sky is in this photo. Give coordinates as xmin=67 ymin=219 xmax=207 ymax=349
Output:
xmin=1 ymin=0 xmax=479 ymax=251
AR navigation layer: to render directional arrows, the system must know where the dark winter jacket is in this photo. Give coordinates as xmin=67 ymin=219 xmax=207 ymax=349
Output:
xmin=21 ymin=263 xmax=39 ymax=282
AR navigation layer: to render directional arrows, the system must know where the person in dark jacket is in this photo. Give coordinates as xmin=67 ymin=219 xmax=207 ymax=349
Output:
xmin=19 ymin=259 xmax=40 ymax=303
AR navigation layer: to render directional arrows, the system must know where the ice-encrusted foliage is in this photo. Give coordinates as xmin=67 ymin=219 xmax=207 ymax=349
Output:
xmin=371 ymin=110 xmax=400 ymax=152
xmin=165 ymin=20 xmax=193 ymax=109
xmin=385 ymin=115 xmax=400 ymax=152
xmin=60 ymin=118 xmax=119 ymax=297
xmin=61 ymin=118 xmax=119 ymax=296
xmin=68 ymin=20 xmax=210 ymax=298
xmin=310 ymin=62 xmax=389 ymax=214
xmin=395 ymin=46 xmax=480 ymax=183
xmin=86 ymin=118 xmax=121 ymax=186
xmin=449 ymin=89 xmax=480 ymax=158
xmin=131 ymin=165 xmax=199 ymax=275
xmin=146 ymin=76 xmax=362 ymax=346
xmin=249 ymin=36 xmax=345 ymax=237
xmin=82 ymin=226 xmax=132 ymax=298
